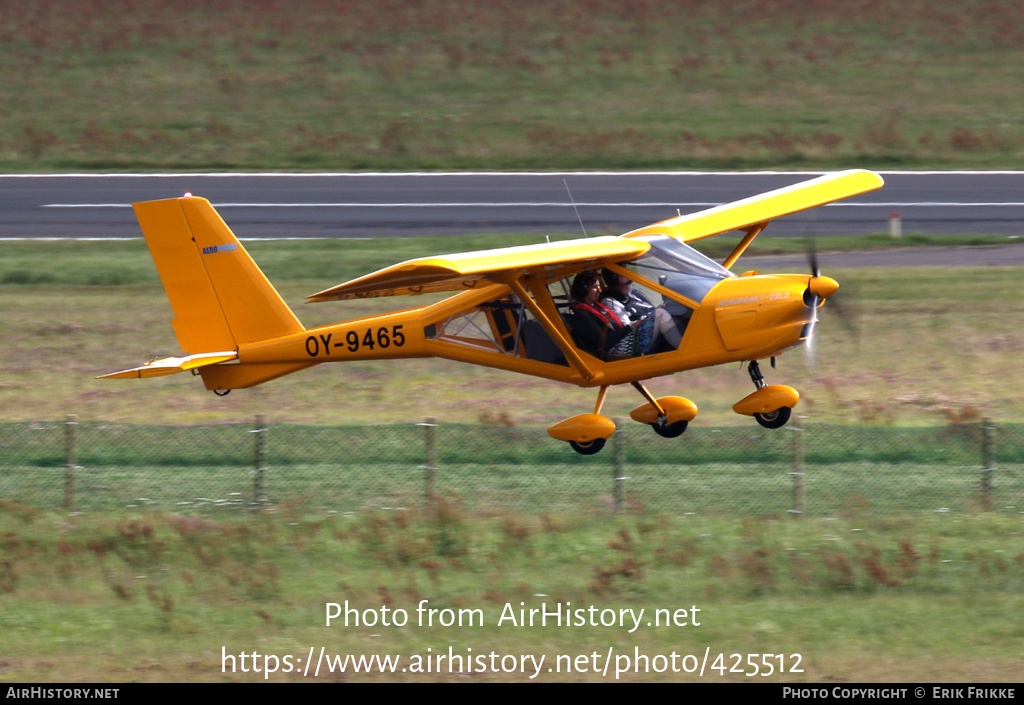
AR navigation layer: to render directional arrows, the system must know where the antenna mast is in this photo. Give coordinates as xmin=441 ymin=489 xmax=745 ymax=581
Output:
xmin=563 ymin=178 xmax=588 ymax=238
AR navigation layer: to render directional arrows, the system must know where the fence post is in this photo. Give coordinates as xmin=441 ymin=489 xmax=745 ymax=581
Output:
xmin=612 ymin=420 xmax=625 ymax=514
xmin=253 ymin=415 xmax=266 ymax=506
xmin=64 ymin=414 xmax=77 ymax=510
xmin=420 ymin=418 xmax=438 ymax=505
xmin=980 ymin=417 xmax=995 ymax=511
xmin=789 ymin=419 xmax=804 ymax=518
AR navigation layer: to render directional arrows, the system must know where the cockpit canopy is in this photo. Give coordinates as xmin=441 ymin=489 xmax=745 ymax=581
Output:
xmin=629 ymin=235 xmax=733 ymax=308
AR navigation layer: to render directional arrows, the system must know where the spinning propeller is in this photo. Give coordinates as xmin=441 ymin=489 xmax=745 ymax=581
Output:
xmin=801 ymin=241 xmax=839 ymax=369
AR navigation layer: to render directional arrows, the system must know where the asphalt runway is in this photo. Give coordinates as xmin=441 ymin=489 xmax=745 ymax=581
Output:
xmin=3 ymin=171 xmax=1024 ymax=239
xmin=2 ymin=171 xmax=1024 ymax=266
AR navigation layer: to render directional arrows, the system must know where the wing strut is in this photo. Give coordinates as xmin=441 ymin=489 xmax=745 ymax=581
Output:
xmin=723 ymin=222 xmax=768 ymax=270
xmin=504 ymin=277 xmax=597 ymax=382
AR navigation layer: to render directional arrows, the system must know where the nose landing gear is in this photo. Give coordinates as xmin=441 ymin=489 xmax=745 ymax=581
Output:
xmin=732 ymin=360 xmax=798 ymax=429
xmin=753 ymin=406 xmax=792 ymax=429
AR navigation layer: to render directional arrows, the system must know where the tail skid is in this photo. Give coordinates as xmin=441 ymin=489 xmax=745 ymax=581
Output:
xmin=101 ymin=196 xmax=312 ymax=390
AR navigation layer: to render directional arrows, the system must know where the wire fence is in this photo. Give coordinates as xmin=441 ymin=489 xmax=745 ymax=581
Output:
xmin=1 ymin=417 xmax=1021 ymax=516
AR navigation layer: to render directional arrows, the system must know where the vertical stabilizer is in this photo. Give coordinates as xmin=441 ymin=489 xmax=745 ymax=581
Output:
xmin=133 ymin=197 xmax=304 ymax=355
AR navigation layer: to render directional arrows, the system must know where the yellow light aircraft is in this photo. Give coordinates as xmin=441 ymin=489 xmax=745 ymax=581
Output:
xmin=102 ymin=170 xmax=883 ymax=454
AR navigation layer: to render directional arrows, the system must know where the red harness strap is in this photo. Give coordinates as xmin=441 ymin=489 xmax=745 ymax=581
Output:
xmin=571 ymin=301 xmax=622 ymax=329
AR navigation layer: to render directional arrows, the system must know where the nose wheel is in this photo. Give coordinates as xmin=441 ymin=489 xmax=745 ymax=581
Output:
xmin=732 ymin=360 xmax=799 ymax=429
xmin=754 ymin=407 xmax=791 ymax=429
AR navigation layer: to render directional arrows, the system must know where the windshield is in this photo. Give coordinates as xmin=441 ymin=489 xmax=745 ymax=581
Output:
xmin=629 ymin=235 xmax=733 ymax=306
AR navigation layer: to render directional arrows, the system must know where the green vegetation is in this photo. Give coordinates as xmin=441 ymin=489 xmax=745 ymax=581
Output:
xmin=0 ymin=232 xmax=1018 ymax=288
xmin=3 ymin=421 xmax=1021 ymax=515
xmin=3 ymin=0 xmax=1024 ymax=171
xmin=2 ymin=503 xmax=1023 ymax=682
xmin=3 ymin=236 xmax=1022 ymax=682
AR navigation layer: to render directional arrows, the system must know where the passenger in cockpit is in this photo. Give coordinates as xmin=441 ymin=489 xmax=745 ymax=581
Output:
xmin=567 ymin=270 xmax=645 ymax=359
xmin=600 ymin=269 xmax=682 ymax=350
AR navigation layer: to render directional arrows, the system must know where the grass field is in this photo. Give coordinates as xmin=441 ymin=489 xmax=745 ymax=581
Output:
xmin=4 ymin=419 xmax=1021 ymax=515
xmin=1 ymin=504 xmax=1022 ymax=682
xmin=4 ymin=0 xmax=1024 ymax=170
xmin=2 ymin=235 xmax=1023 ymax=682
xmin=3 ymin=237 xmax=1024 ymax=682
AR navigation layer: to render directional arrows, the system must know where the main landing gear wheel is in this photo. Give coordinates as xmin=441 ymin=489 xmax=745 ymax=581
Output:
xmin=651 ymin=420 xmax=688 ymax=438
xmin=754 ymin=407 xmax=791 ymax=429
xmin=569 ymin=438 xmax=606 ymax=455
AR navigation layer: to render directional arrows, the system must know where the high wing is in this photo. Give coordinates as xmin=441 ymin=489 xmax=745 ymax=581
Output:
xmin=308 ymin=170 xmax=883 ymax=302
xmin=621 ymin=169 xmax=884 ymax=242
xmin=307 ymin=236 xmax=650 ymax=302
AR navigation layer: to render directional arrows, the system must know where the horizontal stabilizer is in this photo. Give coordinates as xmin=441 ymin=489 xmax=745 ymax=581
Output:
xmin=97 ymin=351 xmax=237 ymax=380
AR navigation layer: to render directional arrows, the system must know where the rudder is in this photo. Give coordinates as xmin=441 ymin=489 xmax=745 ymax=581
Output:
xmin=133 ymin=196 xmax=304 ymax=354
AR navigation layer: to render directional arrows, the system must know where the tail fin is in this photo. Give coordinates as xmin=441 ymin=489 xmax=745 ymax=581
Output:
xmin=133 ymin=196 xmax=304 ymax=353
xmin=101 ymin=196 xmax=312 ymax=389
